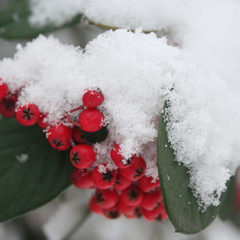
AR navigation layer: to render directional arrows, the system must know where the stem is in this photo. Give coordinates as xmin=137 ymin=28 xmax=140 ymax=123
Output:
xmin=65 ymin=105 xmax=84 ymax=127
xmin=62 ymin=207 xmax=92 ymax=240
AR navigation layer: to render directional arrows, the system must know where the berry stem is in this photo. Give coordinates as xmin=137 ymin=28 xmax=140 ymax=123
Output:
xmin=65 ymin=105 xmax=84 ymax=127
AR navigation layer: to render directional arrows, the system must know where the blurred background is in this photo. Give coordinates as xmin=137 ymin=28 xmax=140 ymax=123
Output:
xmin=1 ymin=1 xmax=240 ymax=239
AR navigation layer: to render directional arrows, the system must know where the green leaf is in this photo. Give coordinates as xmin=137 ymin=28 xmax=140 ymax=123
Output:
xmin=0 ymin=0 xmax=83 ymax=40
xmin=0 ymin=117 xmax=73 ymax=222
xmin=157 ymin=102 xmax=227 ymax=234
xmin=219 ymin=176 xmax=236 ymax=221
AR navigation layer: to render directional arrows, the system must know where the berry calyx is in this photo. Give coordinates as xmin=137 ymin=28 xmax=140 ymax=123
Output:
xmin=114 ymin=172 xmax=132 ymax=190
xmin=89 ymin=196 xmax=103 ymax=215
xmin=70 ymin=145 xmax=97 ymax=169
xmin=47 ymin=124 xmax=72 ymax=151
xmin=0 ymin=94 xmax=17 ymax=118
xmin=120 ymin=156 xmax=146 ymax=181
xmin=79 ymin=108 xmax=104 ymax=132
xmin=92 ymin=164 xmax=117 ymax=189
xmin=94 ymin=189 xmax=119 ymax=209
xmin=120 ymin=185 xmax=143 ymax=206
xmin=72 ymin=126 xmax=87 ymax=144
xmin=82 ymin=89 xmax=104 ymax=108
xmin=110 ymin=144 xmax=136 ymax=169
xmin=103 ymin=205 xmax=122 ymax=219
xmin=138 ymin=176 xmax=160 ymax=192
xmin=16 ymin=104 xmax=40 ymax=126
xmin=71 ymin=169 xmax=94 ymax=189
xmin=38 ymin=113 xmax=49 ymax=129
xmin=0 ymin=79 xmax=9 ymax=100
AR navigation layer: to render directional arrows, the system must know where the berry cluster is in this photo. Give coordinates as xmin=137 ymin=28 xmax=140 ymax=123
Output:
xmin=0 ymin=79 xmax=168 ymax=222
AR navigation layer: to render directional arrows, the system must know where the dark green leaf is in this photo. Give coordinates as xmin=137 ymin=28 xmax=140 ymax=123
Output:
xmin=219 ymin=176 xmax=236 ymax=221
xmin=157 ymin=102 xmax=227 ymax=234
xmin=82 ymin=126 xmax=109 ymax=144
xmin=0 ymin=0 xmax=83 ymax=40
xmin=0 ymin=117 xmax=73 ymax=222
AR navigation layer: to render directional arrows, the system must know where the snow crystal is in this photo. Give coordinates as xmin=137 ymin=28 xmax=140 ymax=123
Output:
xmin=16 ymin=154 xmax=28 ymax=163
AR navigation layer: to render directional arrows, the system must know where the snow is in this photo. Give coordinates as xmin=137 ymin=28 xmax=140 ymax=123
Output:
xmin=1 ymin=0 xmax=240 ymax=208
xmin=16 ymin=154 xmax=28 ymax=163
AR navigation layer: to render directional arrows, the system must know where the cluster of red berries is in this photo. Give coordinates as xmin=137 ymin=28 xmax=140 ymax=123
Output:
xmin=0 ymin=79 xmax=168 ymax=222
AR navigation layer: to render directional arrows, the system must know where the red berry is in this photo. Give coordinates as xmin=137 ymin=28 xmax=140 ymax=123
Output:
xmin=156 ymin=203 xmax=168 ymax=220
xmin=92 ymin=164 xmax=117 ymax=189
xmin=142 ymin=203 xmax=168 ymax=222
xmin=79 ymin=108 xmax=104 ymax=132
xmin=16 ymin=104 xmax=40 ymax=126
xmin=0 ymin=79 xmax=9 ymax=100
xmin=120 ymin=156 xmax=146 ymax=181
xmin=89 ymin=196 xmax=103 ymax=215
xmin=120 ymin=185 xmax=143 ymax=206
xmin=38 ymin=113 xmax=49 ymax=128
xmin=140 ymin=189 xmax=163 ymax=210
xmin=94 ymin=189 xmax=119 ymax=209
xmin=138 ymin=176 xmax=160 ymax=192
xmin=0 ymin=94 xmax=17 ymax=118
xmin=47 ymin=124 xmax=72 ymax=151
xmin=71 ymin=169 xmax=94 ymax=189
xmin=72 ymin=126 xmax=87 ymax=144
xmin=114 ymin=172 xmax=132 ymax=190
xmin=82 ymin=89 xmax=104 ymax=108
xmin=103 ymin=205 xmax=122 ymax=219
xmin=70 ymin=145 xmax=96 ymax=169
xmin=110 ymin=144 xmax=136 ymax=169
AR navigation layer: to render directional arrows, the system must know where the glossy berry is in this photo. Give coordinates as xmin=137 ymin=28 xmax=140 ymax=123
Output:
xmin=71 ymin=169 xmax=94 ymax=189
xmin=72 ymin=126 xmax=87 ymax=144
xmin=79 ymin=108 xmax=104 ymax=132
xmin=103 ymin=205 xmax=122 ymax=219
xmin=118 ymin=200 xmax=141 ymax=219
xmin=38 ymin=113 xmax=49 ymax=129
xmin=138 ymin=176 xmax=160 ymax=192
xmin=120 ymin=156 xmax=146 ymax=181
xmin=142 ymin=203 xmax=167 ymax=222
xmin=0 ymin=79 xmax=9 ymax=100
xmin=92 ymin=164 xmax=117 ymax=189
xmin=70 ymin=145 xmax=96 ymax=169
xmin=89 ymin=196 xmax=103 ymax=215
xmin=0 ymin=94 xmax=17 ymax=118
xmin=82 ymin=89 xmax=104 ymax=108
xmin=114 ymin=172 xmax=132 ymax=190
xmin=140 ymin=189 xmax=163 ymax=210
xmin=120 ymin=185 xmax=143 ymax=206
xmin=47 ymin=124 xmax=72 ymax=151
xmin=110 ymin=144 xmax=136 ymax=169
xmin=16 ymin=104 xmax=40 ymax=126
xmin=94 ymin=189 xmax=119 ymax=209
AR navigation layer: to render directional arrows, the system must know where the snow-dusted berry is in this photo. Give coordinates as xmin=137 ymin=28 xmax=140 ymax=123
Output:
xmin=79 ymin=108 xmax=104 ymax=132
xmin=71 ymin=169 xmax=94 ymax=189
xmin=47 ymin=124 xmax=72 ymax=151
xmin=114 ymin=172 xmax=132 ymax=190
xmin=120 ymin=185 xmax=143 ymax=206
xmin=70 ymin=145 xmax=97 ymax=169
xmin=138 ymin=176 xmax=160 ymax=192
xmin=72 ymin=126 xmax=87 ymax=144
xmin=92 ymin=164 xmax=117 ymax=189
xmin=82 ymin=89 xmax=104 ymax=108
xmin=120 ymin=156 xmax=146 ymax=181
xmin=94 ymin=189 xmax=119 ymax=209
xmin=110 ymin=144 xmax=136 ymax=169
xmin=38 ymin=113 xmax=49 ymax=129
xmin=0 ymin=94 xmax=17 ymax=118
xmin=0 ymin=79 xmax=9 ymax=100
xmin=103 ymin=205 xmax=122 ymax=219
xmin=16 ymin=104 xmax=40 ymax=126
